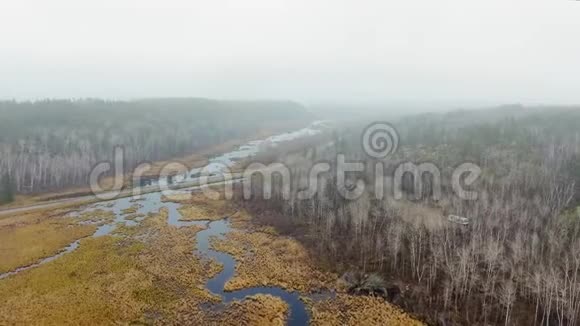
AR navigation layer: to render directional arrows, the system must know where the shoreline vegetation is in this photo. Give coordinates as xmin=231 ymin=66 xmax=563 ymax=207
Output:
xmin=237 ymin=106 xmax=580 ymax=325
xmin=3 ymin=105 xmax=578 ymax=325
xmin=0 ymin=188 xmax=422 ymax=325
xmin=0 ymin=128 xmax=303 ymax=210
xmin=0 ymin=98 xmax=313 ymax=206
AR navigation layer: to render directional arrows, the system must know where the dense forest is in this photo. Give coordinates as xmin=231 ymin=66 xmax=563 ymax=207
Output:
xmin=240 ymin=106 xmax=580 ymax=325
xmin=0 ymin=98 xmax=311 ymax=200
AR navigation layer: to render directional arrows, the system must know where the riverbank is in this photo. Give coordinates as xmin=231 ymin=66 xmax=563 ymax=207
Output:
xmin=0 ymin=187 xmax=422 ymax=325
xmin=0 ymin=120 xmax=309 ymax=211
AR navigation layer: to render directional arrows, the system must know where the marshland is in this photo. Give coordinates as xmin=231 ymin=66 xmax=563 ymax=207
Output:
xmin=2 ymin=1 xmax=580 ymax=324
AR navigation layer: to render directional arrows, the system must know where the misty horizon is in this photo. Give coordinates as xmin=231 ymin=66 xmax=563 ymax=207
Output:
xmin=2 ymin=2 xmax=580 ymax=325
xmin=1 ymin=0 xmax=580 ymax=106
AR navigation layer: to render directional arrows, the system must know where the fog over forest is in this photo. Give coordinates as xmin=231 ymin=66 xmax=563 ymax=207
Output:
xmin=1 ymin=1 xmax=580 ymax=326
xmin=1 ymin=0 xmax=580 ymax=106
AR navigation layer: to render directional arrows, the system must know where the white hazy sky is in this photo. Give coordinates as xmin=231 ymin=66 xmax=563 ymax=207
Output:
xmin=1 ymin=0 xmax=579 ymax=106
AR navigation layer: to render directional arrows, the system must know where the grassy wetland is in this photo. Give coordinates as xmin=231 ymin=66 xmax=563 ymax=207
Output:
xmin=0 ymin=209 xmax=99 ymax=274
xmin=0 ymin=189 xmax=422 ymax=325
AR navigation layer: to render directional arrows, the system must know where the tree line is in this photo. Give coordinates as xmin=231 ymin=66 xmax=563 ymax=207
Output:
xmin=239 ymin=106 xmax=580 ymax=325
xmin=0 ymin=98 xmax=311 ymax=201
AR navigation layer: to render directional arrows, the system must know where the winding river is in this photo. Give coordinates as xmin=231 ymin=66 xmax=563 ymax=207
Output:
xmin=107 ymin=190 xmax=313 ymax=324
xmin=0 ymin=123 xmax=332 ymax=324
xmin=195 ymin=219 xmax=309 ymax=325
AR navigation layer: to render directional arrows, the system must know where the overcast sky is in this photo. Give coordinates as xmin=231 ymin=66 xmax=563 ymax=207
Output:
xmin=1 ymin=0 xmax=579 ymax=106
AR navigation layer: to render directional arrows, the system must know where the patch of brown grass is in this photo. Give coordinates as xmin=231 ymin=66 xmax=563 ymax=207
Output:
xmin=175 ymin=294 xmax=288 ymax=326
xmin=0 ymin=208 xmax=221 ymax=325
xmin=121 ymin=204 xmax=141 ymax=215
xmin=0 ymin=209 xmax=97 ymax=274
xmin=305 ymin=293 xmax=424 ymax=326
xmin=212 ymin=229 xmax=337 ymax=292
xmin=125 ymin=213 xmax=146 ymax=221
xmin=129 ymin=208 xmax=221 ymax=303
xmin=75 ymin=209 xmax=116 ymax=225
xmin=0 ymin=236 xmax=152 ymax=325
xmin=170 ymin=192 xmax=237 ymax=221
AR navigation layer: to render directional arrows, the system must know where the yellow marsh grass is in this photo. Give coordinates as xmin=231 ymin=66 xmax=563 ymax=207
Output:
xmin=0 ymin=209 xmax=219 ymax=325
xmin=175 ymin=294 xmax=288 ymax=326
xmin=0 ymin=236 xmax=151 ymax=325
xmin=121 ymin=204 xmax=140 ymax=215
xmin=0 ymin=209 xmax=98 ymax=274
xmin=0 ymin=193 xmax=420 ymax=325
xmin=211 ymin=229 xmax=337 ymax=292
xmin=306 ymin=293 xmax=424 ymax=326
xmin=168 ymin=192 xmax=237 ymax=221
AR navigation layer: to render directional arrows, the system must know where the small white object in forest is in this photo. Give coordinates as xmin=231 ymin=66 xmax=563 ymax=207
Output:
xmin=448 ymin=215 xmax=470 ymax=225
